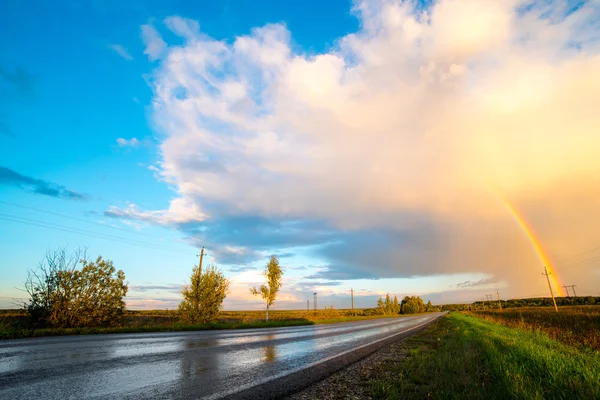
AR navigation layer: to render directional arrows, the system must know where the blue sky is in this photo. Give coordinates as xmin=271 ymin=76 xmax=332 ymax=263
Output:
xmin=1 ymin=0 xmax=599 ymax=309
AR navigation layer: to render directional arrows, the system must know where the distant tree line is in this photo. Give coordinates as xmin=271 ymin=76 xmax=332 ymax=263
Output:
xmin=441 ymin=296 xmax=600 ymax=311
xmin=374 ymin=294 xmax=440 ymax=315
xmin=377 ymin=294 xmax=400 ymax=315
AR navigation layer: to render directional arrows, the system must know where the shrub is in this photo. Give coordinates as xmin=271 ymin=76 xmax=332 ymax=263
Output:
xmin=179 ymin=265 xmax=230 ymax=324
xmin=25 ymin=248 xmax=128 ymax=328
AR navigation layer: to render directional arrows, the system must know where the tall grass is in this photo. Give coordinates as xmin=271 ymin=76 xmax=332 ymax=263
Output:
xmin=0 ymin=319 xmax=315 ymax=340
xmin=370 ymin=313 xmax=600 ymax=399
xmin=0 ymin=308 xmax=407 ymax=339
xmin=469 ymin=305 xmax=600 ymax=351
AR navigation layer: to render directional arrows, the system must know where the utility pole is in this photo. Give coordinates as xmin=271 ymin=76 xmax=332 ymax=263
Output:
xmin=568 ymin=285 xmax=577 ymax=297
xmin=313 ymin=292 xmax=317 ymax=313
xmin=496 ymin=289 xmax=502 ymax=311
xmin=351 ymin=288 xmax=355 ymax=316
xmin=307 ymin=300 xmax=309 ymax=314
xmin=563 ymin=286 xmax=570 ymax=297
xmin=543 ymin=266 xmax=558 ymax=312
xmin=197 ymin=247 xmax=205 ymax=274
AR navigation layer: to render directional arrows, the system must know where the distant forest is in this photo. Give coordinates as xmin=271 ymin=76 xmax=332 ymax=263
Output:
xmin=441 ymin=296 xmax=600 ymax=311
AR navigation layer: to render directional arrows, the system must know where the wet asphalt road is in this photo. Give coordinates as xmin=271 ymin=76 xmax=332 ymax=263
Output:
xmin=0 ymin=313 xmax=443 ymax=399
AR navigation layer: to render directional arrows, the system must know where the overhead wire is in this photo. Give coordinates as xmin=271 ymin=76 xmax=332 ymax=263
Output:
xmin=558 ymin=255 xmax=600 ymax=271
xmin=0 ymin=213 xmax=197 ymax=255
xmin=0 ymin=200 xmax=174 ymax=241
xmin=556 ymin=244 xmax=600 ymax=264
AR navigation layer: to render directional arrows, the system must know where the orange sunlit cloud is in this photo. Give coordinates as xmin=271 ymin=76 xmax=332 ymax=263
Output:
xmin=108 ymin=0 xmax=600 ymax=300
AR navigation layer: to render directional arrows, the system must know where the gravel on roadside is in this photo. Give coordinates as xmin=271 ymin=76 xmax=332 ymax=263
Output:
xmin=286 ymin=330 xmax=422 ymax=400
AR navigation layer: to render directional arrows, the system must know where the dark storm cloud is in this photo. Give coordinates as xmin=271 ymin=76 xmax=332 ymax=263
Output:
xmin=179 ymin=215 xmax=337 ymax=249
xmin=0 ymin=166 xmax=89 ymax=201
xmin=106 ymin=203 xmax=451 ymax=281
xmin=175 ymin=215 xmax=340 ymax=265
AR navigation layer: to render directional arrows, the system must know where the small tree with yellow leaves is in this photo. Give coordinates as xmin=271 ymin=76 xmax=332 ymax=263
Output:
xmin=250 ymin=255 xmax=283 ymax=321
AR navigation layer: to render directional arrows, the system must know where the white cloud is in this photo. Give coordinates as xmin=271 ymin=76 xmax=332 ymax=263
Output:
xmin=116 ymin=137 xmax=141 ymax=147
xmin=113 ymin=0 xmax=600 ymax=297
xmin=141 ymin=23 xmax=167 ymax=61
xmin=106 ymin=198 xmax=207 ymax=225
xmin=108 ymin=44 xmax=133 ymax=60
xmin=164 ymin=16 xmax=200 ymax=39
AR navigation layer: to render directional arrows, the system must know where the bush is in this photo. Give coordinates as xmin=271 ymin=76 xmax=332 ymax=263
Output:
xmin=401 ymin=296 xmax=425 ymax=314
xmin=25 ymin=248 xmax=128 ymax=328
xmin=178 ymin=264 xmax=230 ymax=324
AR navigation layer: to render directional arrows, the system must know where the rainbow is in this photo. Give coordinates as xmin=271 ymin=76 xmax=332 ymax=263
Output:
xmin=500 ymin=198 xmax=567 ymax=297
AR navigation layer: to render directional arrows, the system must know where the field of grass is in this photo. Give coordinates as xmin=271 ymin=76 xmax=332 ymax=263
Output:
xmin=0 ymin=307 xmax=402 ymax=339
xmin=469 ymin=305 xmax=600 ymax=351
xmin=0 ymin=319 xmax=315 ymax=340
xmin=369 ymin=312 xmax=600 ymax=399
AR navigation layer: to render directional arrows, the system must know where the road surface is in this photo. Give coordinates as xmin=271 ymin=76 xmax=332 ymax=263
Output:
xmin=0 ymin=313 xmax=444 ymax=399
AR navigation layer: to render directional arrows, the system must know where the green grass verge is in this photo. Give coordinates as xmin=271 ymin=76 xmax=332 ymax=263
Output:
xmin=0 ymin=319 xmax=314 ymax=340
xmin=0 ymin=314 xmax=417 ymax=340
xmin=371 ymin=312 xmax=600 ymax=399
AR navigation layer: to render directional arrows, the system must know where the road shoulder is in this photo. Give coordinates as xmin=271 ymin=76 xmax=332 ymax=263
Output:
xmin=287 ymin=315 xmax=446 ymax=400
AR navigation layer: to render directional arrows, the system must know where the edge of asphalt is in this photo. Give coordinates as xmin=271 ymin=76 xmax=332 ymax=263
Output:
xmin=209 ymin=312 xmax=446 ymax=400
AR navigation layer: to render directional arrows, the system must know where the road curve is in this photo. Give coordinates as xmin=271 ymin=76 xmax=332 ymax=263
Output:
xmin=0 ymin=313 xmax=444 ymax=399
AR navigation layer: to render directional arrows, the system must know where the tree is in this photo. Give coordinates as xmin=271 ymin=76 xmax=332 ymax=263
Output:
xmin=426 ymin=300 xmax=433 ymax=312
xmin=179 ymin=264 xmax=230 ymax=324
xmin=377 ymin=297 xmax=385 ymax=315
xmin=384 ymin=293 xmax=392 ymax=314
xmin=401 ymin=296 xmax=426 ymax=314
xmin=251 ymin=255 xmax=283 ymax=321
xmin=393 ymin=296 xmax=400 ymax=314
xmin=25 ymin=248 xmax=128 ymax=328
xmin=400 ymin=296 xmax=411 ymax=313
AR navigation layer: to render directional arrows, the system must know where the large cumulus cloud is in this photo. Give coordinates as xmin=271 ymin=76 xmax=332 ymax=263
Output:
xmin=113 ymin=0 xmax=600 ymax=298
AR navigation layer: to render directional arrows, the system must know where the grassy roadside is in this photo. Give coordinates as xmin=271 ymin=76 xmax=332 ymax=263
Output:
xmin=0 ymin=314 xmax=411 ymax=340
xmin=469 ymin=306 xmax=600 ymax=351
xmin=369 ymin=313 xmax=600 ymax=399
xmin=0 ymin=319 xmax=314 ymax=340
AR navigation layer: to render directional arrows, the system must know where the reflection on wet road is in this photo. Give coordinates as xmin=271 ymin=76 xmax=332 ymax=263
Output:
xmin=0 ymin=314 xmax=442 ymax=399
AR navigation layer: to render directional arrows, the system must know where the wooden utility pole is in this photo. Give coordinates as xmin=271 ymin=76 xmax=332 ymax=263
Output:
xmin=307 ymin=300 xmax=309 ymax=314
xmin=568 ymin=285 xmax=577 ymax=297
xmin=563 ymin=285 xmax=570 ymax=297
xmin=496 ymin=289 xmax=502 ymax=311
xmin=313 ymin=292 xmax=317 ymax=313
xmin=351 ymin=288 xmax=355 ymax=316
xmin=198 ymin=247 xmax=205 ymax=274
xmin=543 ymin=266 xmax=558 ymax=311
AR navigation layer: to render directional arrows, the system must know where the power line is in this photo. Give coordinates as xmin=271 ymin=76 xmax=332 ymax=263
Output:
xmin=559 ymin=255 xmax=600 ymax=271
xmin=0 ymin=214 xmax=197 ymax=255
xmin=556 ymin=244 xmax=600 ymax=264
xmin=0 ymin=200 xmax=173 ymax=241
xmin=517 ymin=253 xmax=600 ymax=287
xmin=0 ymin=213 xmax=190 ymax=252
